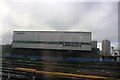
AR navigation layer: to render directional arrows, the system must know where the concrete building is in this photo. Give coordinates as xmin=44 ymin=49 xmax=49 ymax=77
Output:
xmin=12 ymin=31 xmax=91 ymax=51
xmin=91 ymin=41 xmax=100 ymax=56
xmin=102 ymin=40 xmax=111 ymax=55
xmin=11 ymin=31 xmax=95 ymax=57
xmin=91 ymin=41 xmax=97 ymax=49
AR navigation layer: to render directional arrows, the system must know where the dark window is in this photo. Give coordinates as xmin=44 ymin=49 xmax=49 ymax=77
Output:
xmin=13 ymin=40 xmax=90 ymax=47
xmin=17 ymin=32 xmax=25 ymax=34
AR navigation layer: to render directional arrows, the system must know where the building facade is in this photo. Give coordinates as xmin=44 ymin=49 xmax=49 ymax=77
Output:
xmin=102 ymin=40 xmax=111 ymax=55
xmin=91 ymin=41 xmax=97 ymax=49
xmin=12 ymin=31 xmax=92 ymax=51
xmin=91 ymin=41 xmax=100 ymax=55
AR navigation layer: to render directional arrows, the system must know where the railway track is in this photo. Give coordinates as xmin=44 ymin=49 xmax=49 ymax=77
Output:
xmin=2 ymin=59 xmax=120 ymax=80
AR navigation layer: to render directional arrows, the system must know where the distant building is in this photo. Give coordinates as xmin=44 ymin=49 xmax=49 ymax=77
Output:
xmin=11 ymin=31 xmax=97 ymax=57
xmin=91 ymin=41 xmax=100 ymax=55
xmin=102 ymin=40 xmax=111 ymax=55
xmin=12 ymin=31 xmax=92 ymax=51
xmin=91 ymin=41 xmax=97 ymax=49
xmin=1 ymin=44 xmax=12 ymax=57
xmin=112 ymin=49 xmax=120 ymax=56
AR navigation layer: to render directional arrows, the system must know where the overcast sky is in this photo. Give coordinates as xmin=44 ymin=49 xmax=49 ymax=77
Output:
xmin=0 ymin=0 xmax=119 ymax=49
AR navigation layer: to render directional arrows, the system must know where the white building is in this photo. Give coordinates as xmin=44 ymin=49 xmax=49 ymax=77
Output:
xmin=112 ymin=49 xmax=120 ymax=56
xmin=12 ymin=31 xmax=92 ymax=51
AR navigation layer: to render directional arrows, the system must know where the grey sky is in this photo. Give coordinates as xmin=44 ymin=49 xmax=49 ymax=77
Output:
xmin=0 ymin=0 xmax=118 ymax=49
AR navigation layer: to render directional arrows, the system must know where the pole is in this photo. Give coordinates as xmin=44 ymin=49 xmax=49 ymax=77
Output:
xmin=7 ymin=73 xmax=10 ymax=80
